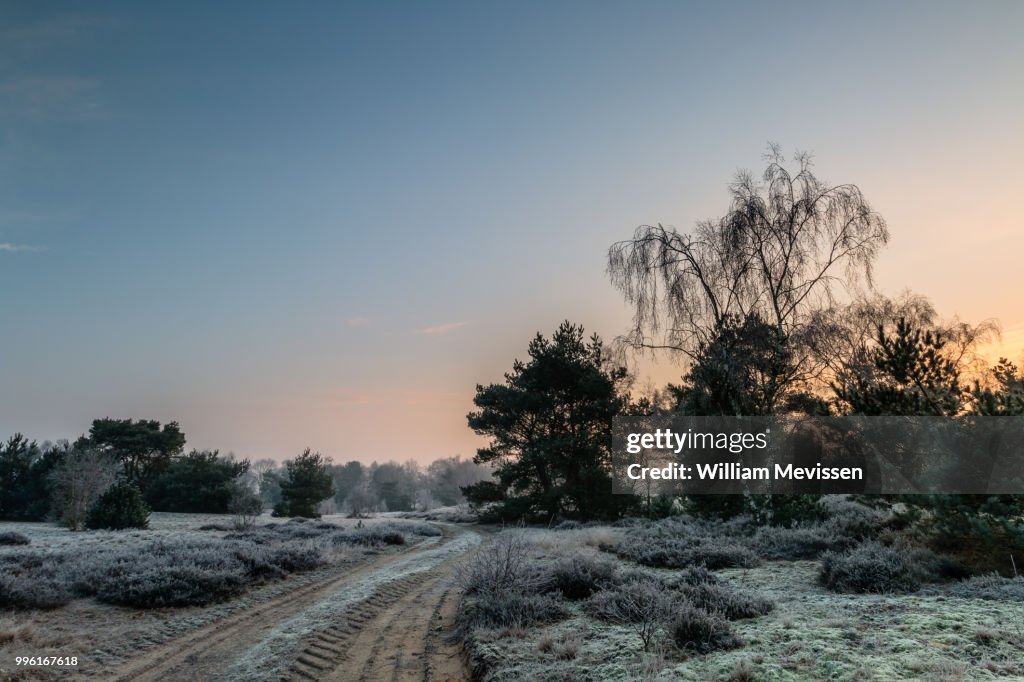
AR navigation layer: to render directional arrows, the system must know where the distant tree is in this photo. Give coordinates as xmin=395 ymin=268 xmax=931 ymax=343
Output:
xmin=50 ymin=445 xmax=118 ymax=530
xmin=465 ymin=321 xmax=636 ymax=522
xmin=369 ymin=462 xmax=418 ymax=512
xmin=81 ymin=418 xmax=185 ymax=492
xmin=86 ymin=481 xmax=150 ymax=530
xmin=228 ymin=476 xmax=264 ymax=529
xmin=0 ymin=434 xmax=62 ymax=520
xmin=145 ymin=450 xmax=249 ymax=513
xmin=331 ymin=461 xmax=365 ymax=507
xmin=273 ymin=449 xmax=334 ymax=518
xmin=427 ymin=456 xmax=491 ymax=507
xmin=345 ymin=484 xmax=376 ymax=518
xmin=608 ymin=147 xmax=889 ymax=397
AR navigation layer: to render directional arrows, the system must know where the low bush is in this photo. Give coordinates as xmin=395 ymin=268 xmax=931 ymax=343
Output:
xmin=547 ymin=555 xmax=618 ymax=600
xmin=819 ymin=541 xmax=946 ymax=594
xmin=669 ymin=603 xmax=742 ymax=654
xmin=0 ymin=574 xmax=71 ymax=610
xmin=458 ymin=532 xmax=549 ymax=597
xmin=752 ymin=524 xmax=850 ymax=560
xmin=0 ymin=532 xmax=30 ymax=546
xmin=461 ymin=592 xmax=569 ymax=628
xmin=0 ymin=551 xmax=74 ymax=611
xmin=943 ymin=574 xmax=1024 ymax=601
xmin=676 ymin=582 xmax=774 ymax=620
xmin=96 ymin=563 xmax=247 ymax=608
xmin=614 ymin=517 xmax=760 ymax=570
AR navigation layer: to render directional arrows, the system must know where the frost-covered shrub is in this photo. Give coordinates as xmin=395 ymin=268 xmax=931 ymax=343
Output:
xmin=85 ymin=540 xmax=248 ymax=607
xmin=944 ymin=574 xmax=1024 ymax=601
xmin=588 ymin=579 xmax=676 ymax=651
xmin=821 ymin=496 xmax=888 ymax=540
xmin=676 ymin=582 xmax=774 ymax=620
xmin=819 ymin=541 xmax=941 ymax=594
xmin=198 ymin=523 xmax=231 ymax=531
xmin=96 ymin=563 xmax=247 ymax=607
xmin=547 ymin=555 xmax=618 ymax=600
xmin=462 ymin=592 xmax=569 ymax=628
xmin=0 ymin=531 xmax=30 ymax=546
xmin=669 ymin=604 xmax=742 ymax=654
xmin=615 ymin=518 xmax=760 ymax=570
xmin=458 ymin=532 xmax=548 ymax=597
xmin=0 ymin=574 xmax=71 ymax=610
xmin=552 ymin=520 xmax=582 ymax=531
xmin=752 ymin=524 xmax=850 ymax=560
xmin=331 ymin=527 xmax=405 ymax=547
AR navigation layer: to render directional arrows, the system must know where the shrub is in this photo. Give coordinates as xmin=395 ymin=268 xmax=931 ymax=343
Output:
xmin=461 ymin=592 xmax=569 ymax=628
xmin=458 ymin=532 xmax=548 ymax=597
xmin=819 ymin=541 xmax=939 ymax=594
xmin=85 ymin=481 xmax=150 ymax=530
xmin=548 ymin=555 xmax=618 ymax=600
xmin=752 ymin=524 xmax=849 ymax=560
xmin=943 ymin=574 xmax=1024 ymax=601
xmin=676 ymin=582 xmax=774 ymax=620
xmin=821 ymin=496 xmax=888 ymax=540
xmin=0 ymin=574 xmax=71 ymax=610
xmin=0 ymin=531 xmax=30 ymax=546
xmin=614 ymin=518 xmax=760 ymax=570
xmin=669 ymin=604 xmax=742 ymax=654
xmin=588 ymin=579 xmax=676 ymax=651
xmin=96 ymin=563 xmax=247 ymax=607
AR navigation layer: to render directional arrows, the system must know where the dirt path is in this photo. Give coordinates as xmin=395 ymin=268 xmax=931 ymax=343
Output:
xmin=107 ymin=525 xmax=481 ymax=682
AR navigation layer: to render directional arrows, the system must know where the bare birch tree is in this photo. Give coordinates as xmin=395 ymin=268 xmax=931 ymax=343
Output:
xmin=607 ymin=147 xmax=890 ymax=396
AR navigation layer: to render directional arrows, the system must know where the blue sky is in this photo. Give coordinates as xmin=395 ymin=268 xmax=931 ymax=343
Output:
xmin=1 ymin=1 xmax=1022 ymax=461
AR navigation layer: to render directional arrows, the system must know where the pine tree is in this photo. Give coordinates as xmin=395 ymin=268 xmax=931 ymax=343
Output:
xmin=273 ymin=449 xmax=334 ymax=518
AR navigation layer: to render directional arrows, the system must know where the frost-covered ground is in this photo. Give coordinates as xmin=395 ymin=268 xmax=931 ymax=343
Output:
xmin=464 ymin=526 xmax=1024 ymax=682
xmin=0 ymin=512 xmax=442 ymax=679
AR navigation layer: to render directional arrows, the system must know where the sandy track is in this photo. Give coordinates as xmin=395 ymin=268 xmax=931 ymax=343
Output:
xmin=106 ymin=525 xmax=480 ymax=682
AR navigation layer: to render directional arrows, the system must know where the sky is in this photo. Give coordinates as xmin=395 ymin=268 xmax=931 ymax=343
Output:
xmin=1 ymin=1 xmax=1022 ymax=463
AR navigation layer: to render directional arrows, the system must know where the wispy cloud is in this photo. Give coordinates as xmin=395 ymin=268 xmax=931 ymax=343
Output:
xmin=415 ymin=321 xmax=469 ymax=336
xmin=346 ymin=316 xmax=370 ymax=328
xmin=0 ymin=243 xmax=46 ymax=253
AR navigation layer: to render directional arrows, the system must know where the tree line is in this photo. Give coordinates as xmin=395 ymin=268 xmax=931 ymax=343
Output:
xmin=0 ymin=418 xmax=491 ymax=528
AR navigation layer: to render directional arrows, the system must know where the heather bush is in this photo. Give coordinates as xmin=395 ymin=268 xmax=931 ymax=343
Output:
xmin=819 ymin=541 xmax=946 ymax=594
xmin=458 ymin=531 xmax=549 ymax=597
xmin=676 ymin=582 xmax=774 ymax=620
xmin=96 ymin=562 xmax=247 ymax=607
xmin=669 ymin=603 xmax=742 ymax=654
xmin=588 ymin=579 xmax=677 ymax=651
xmin=614 ymin=517 xmax=760 ymax=570
xmin=0 ymin=531 xmax=30 ymax=546
xmin=547 ymin=554 xmax=618 ymax=600
xmin=752 ymin=524 xmax=849 ymax=560
xmin=943 ymin=574 xmax=1024 ymax=601
xmin=462 ymin=592 xmax=569 ymax=628
xmin=0 ymin=574 xmax=71 ymax=610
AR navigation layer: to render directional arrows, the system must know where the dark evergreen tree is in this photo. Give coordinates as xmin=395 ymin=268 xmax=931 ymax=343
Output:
xmin=86 ymin=481 xmax=150 ymax=530
xmin=80 ymin=418 xmax=186 ymax=492
xmin=0 ymin=435 xmax=62 ymax=520
xmin=465 ymin=321 xmax=636 ymax=522
xmin=273 ymin=448 xmax=334 ymax=518
xmin=833 ymin=318 xmax=963 ymax=416
xmin=145 ymin=450 xmax=249 ymax=513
